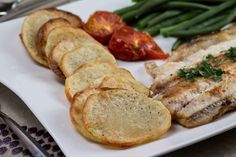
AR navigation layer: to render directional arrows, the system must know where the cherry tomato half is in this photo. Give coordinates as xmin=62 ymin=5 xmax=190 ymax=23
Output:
xmin=83 ymin=11 xmax=125 ymax=45
xmin=108 ymin=26 xmax=169 ymax=61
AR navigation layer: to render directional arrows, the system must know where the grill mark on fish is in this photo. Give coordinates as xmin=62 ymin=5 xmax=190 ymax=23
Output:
xmin=150 ymin=76 xmax=183 ymax=97
xmin=176 ymin=74 xmax=236 ymax=118
xmin=177 ymin=94 xmax=236 ymax=127
xmin=156 ymin=78 xmax=217 ymax=115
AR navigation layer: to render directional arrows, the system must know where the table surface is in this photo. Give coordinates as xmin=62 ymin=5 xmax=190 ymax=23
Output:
xmin=1 ymin=0 xmax=236 ymax=157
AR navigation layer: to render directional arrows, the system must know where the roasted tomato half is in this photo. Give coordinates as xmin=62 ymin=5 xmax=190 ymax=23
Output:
xmin=108 ymin=26 xmax=169 ymax=61
xmin=83 ymin=11 xmax=126 ymax=45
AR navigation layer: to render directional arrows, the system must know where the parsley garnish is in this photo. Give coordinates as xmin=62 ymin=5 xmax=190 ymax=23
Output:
xmin=224 ymin=47 xmax=236 ymax=62
xmin=178 ymin=59 xmax=224 ymax=82
xmin=177 ymin=50 xmax=233 ymax=82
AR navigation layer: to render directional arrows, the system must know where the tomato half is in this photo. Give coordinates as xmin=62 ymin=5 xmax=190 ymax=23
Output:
xmin=108 ymin=26 xmax=169 ymax=61
xmin=83 ymin=11 xmax=125 ymax=45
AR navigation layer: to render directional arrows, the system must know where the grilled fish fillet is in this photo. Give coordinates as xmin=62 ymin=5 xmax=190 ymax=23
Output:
xmin=155 ymin=56 xmax=236 ymax=111
xmin=146 ymin=31 xmax=236 ymax=95
xmin=156 ymin=58 xmax=236 ymax=127
xmin=146 ymin=25 xmax=236 ymax=127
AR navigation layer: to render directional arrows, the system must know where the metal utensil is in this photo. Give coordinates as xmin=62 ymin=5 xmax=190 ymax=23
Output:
xmin=0 ymin=108 xmax=50 ymax=157
xmin=0 ymin=0 xmax=22 ymax=11
xmin=0 ymin=0 xmax=69 ymax=22
xmin=0 ymin=0 xmax=23 ymax=15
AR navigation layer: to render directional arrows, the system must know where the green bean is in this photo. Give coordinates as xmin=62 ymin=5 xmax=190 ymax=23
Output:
xmin=132 ymin=0 xmax=144 ymax=2
xmin=164 ymin=6 xmax=236 ymax=37
xmin=161 ymin=0 xmax=236 ymax=37
xmin=164 ymin=1 xmax=211 ymax=10
xmin=122 ymin=0 xmax=168 ymax=22
xmin=147 ymin=10 xmax=182 ymax=27
xmin=172 ymin=39 xmax=184 ymax=51
xmin=122 ymin=10 xmax=139 ymax=22
xmin=171 ymin=12 xmax=231 ymax=50
xmin=144 ymin=11 xmax=201 ymax=36
xmin=114 ymin=1 xmax=145 ymax=16
xmin=136 ymin=0 xmax=168 ymax=19
xmin=136 ymin=12 xmax=160 ymax=30
xmin=193 ymin=14 xmax=227 ymax=29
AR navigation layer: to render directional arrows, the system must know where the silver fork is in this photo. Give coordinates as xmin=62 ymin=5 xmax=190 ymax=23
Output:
xmin=0 ymin=0 xmax=23 ymax=16
xmin=0 ymin=0 xmax=70 ymax=22
xmin=0 ymin=105 xmax=50 ymax=157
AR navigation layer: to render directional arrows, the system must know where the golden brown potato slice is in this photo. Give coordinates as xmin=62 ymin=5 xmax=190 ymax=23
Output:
xmin=20 ymin=8 xmax=83 ymax=67
xmin=99 ymin=75 xmax=149 ymax=95
xmin=70 ymin=88 xmax=105 ymax=142
xmin=65 ymin=61 xmax=134 ymax=102
xmin=60 ymin=43 xmax=116 ymax=77
xmin=48 ymin=39 xmax=79 ymax=79
xmin=48 ymin=29 xmax=116 ymax=79
xmin=44 ymin=27 xmax=83 ymax=59
xmin=36 ymin=18 xmax=72 ymax=60
xmin=82 ymin=89 xmax=171 ymax=147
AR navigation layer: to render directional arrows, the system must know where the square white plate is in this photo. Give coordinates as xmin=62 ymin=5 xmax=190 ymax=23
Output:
xmin=0 ymin=0 xmax=235 ymax=157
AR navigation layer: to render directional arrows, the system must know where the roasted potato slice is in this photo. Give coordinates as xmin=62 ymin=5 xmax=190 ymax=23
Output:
xmin=20 ymin=8 xmax=83 ymax=67
xmin=70 ymin=88 xmax=105 ymax=142
xmin=65 ymin=61 xmax=134 ymax=102
xmin=60 ymin=43 xmax=116 ymax=77
xmin=99 ymin=75 xmax=149 ymax=95
xmin=48 ymin=39 xmax=79 ymax=79
xmin=48 ymin=28 xmax=114 ymax=79
xmin=82 ymin=89 xmax=171 ymax=147
xmin=36 ymin=18 xmax=72 ymax=60
xmin=44 ymin=27 xmax=84 ymax=59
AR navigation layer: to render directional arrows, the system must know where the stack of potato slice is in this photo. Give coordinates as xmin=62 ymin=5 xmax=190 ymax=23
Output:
xmin=20 ymin=8 xmax=84 ymax=67
xmin=65 ymin=60 xmax=171 ymax=147
xmin=20 ymin=8 xmax=171 ymax=147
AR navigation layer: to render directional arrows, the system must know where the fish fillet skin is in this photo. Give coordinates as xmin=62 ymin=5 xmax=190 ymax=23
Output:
xmin=176 ymin=75 xmax=236 ymax=118
xmin=177 ymin=91 xmax=236 ymax=128
xmin=149 ymin=39 xmax=236 ymax=95
xmin=169 ymin=24 xmax=236 ymax=62
xmin=155 ymin=77 xmax=217 ymax=115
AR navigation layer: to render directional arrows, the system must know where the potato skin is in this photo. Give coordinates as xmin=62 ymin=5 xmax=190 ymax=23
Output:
xmin=21 ymin=8 xmax=84 ymax=67
xmin=36 ymin=18 xmax=72 ymax=60
xmin=83 ymin=11 xmax=125 ymax=45
xmin=108 ymin=26 xmax=169 ymax=61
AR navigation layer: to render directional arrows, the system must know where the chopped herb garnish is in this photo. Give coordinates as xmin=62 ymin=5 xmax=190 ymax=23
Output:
xmin=178 ymin=68 xmax=197 ymax=82
xmin=178 ymin=60 xmax=224 ymax=82
xmin=206 ymin=54 xmax=214 ymax=60
xmin=211 ymin=68 xmax=224 ymax=81
xmin=177 ymin=47 xmax=236 ymax=82
xmin=224 ymin=47 xmax=236 ymax=62
xmin=206 ymin=54 xmax=222 ymax=66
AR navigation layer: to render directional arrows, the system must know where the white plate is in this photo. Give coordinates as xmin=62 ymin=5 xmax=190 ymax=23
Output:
xmin=0 ymin=0 xmax=235 ymax=157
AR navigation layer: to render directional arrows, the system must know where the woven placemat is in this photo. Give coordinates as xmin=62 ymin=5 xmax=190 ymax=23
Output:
xmin=0 ymin=82 xmax=65 ymax=157
xmin=0 ymin=123 xmax=64 ymax=157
